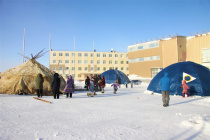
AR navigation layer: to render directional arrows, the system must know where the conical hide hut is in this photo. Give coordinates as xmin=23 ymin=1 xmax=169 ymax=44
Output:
xmin=0 ymin=59 xmax=66 ymax=95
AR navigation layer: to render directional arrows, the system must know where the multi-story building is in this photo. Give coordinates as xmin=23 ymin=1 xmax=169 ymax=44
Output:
xmin=127 ymin=33 xmax=210 ymax=78
xmin=49 ymin=50 xmax=129 ymax=80
xmin=186 ymin=33 xmax=210 ymax=68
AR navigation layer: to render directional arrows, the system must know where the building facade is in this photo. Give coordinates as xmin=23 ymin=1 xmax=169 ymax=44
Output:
xmin=127 ymin=33 xmax=210 ymax=78
xmin=49 ymin=50 xmax=129 ymax=80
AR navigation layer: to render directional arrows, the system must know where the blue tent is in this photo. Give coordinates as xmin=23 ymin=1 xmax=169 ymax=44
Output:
xmin=147 ymin=61 xmax=210 ymax=96
xmin=101 ymin=70 xmax=130 ymax=84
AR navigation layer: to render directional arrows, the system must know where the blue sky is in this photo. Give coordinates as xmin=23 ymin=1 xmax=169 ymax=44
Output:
xmin=0 ymin=0 xmax=210 ymax=72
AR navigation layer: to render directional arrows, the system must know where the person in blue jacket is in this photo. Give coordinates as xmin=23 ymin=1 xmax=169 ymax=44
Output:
xmin=160 ymin=72 xmax=171 ymax=107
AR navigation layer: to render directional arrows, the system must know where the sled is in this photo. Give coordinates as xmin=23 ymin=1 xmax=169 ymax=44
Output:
xmin=87 ymin=93 xmax=94 ymax=97
xmin=33 ymin=97 xmax=52 ymax=104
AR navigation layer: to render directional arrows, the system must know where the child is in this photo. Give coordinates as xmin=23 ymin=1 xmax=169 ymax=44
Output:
xmin=181 ymin=80 xmax=189 ymax=97
xmin=111 ymin=80 xmax=120 ymax=94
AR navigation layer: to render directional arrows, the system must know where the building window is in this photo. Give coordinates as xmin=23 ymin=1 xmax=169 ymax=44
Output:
xmin=53 ymin=53 xmax=56 ymax=56
xmin=72 ymin=60 xmax=75 ymax=63
xmin=97 ymin=53 xmax=100 ymax=57
xmin=65 ymin=67 xmax=69 ymax=70
xmin=84 ymin=67 xmax=88 ymax=71
xmin=59 ymin=53 xmax=63 ymax=56
xmin=109 ymin=54 xmax=112 ymax=57
xmin=72 ymin=53 xmax=75 ymax=56
xmin=202 ymin=49 xmax=210 ymax=64
xmin=115 ymin=67 xmax=118 ymax=70
xmin=84 ymin=53 xmax=88 ymax=57
xmin=103 ymin=60 xmax=106 ymax=64
xmin=58 ymin=60 xmax=62 ymax=64
xmin=78 ymin=60 xmax=82 ymax=64
xmin=138 ymin=46 xmax=143 ymax=50
xmin=115 ymin=54 xmax=118 ymax=57
xmin=121 ymin=67 xmax=124 ymax=71
xmin=121 ymin=61 xmax=124 ymax=64
xmin=53 ymin=60 xmax=56 ymax=64
xmin=78 ymin=53 xmax=82 ymax=57
xmin=115 ymin=61 xmax=118 ymax=64
xmin=109 ymin=60 xmax=112 ymax=64
xmin=78 ymin=74 xmax=81 ymax=78
xmin=58 ymin=67 xmax=62 ymax=70
xmin=84 ymin=60 xmax=88 ymax=64
xmin=65 ymin=60 xmax=69 ymax=63
xmin=151 ymin=68 xmax=159 ymax=78
xmin=91 ymin=53 xmax=93 ymax=57
xmin=121 ymin=54 xmax=124 ymax=57
xmin=91 ymin=67 xmax=94 ymax=71
xmin=109 ymin=67 xmax=113 ymax=70
xmin=72 ymin=67 xmax=75 ymax=70
xmin=78 ymin=67 xmax=82 ymax=71
xmin=139 ymin=58 xmax=144 ymax=61
xmin=103 ymin=67 xmax=106 ymax=71
xmin=97 ymin=67 xmax=100 ymax=71
xmin=65 ymin=53 xmax=69 ymax=56
xmin=53 ymin=67 xmax=56 ymax=71
xmin=103 ymin=54 xmax=106 ymax=57
xmin=91 ymin=60 xmax=93 ymax=64
xmin=97 ymin=60 xmax=100 ymax=64
xmin=126 ymin=67 xmax=129 ymax=71
xmin=126 ymin=61 xmax=129 ymax=64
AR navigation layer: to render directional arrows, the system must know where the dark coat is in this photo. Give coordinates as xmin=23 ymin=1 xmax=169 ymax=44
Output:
xmin=85 ymin=77 xmax=90 ymax=86
xmin=51 ymin=73 xmax=60 ymax=91
xmin=101 ymin=76 xmax=105 ymax=87
xmin=35 ymin=73 xmax=44 ymax=89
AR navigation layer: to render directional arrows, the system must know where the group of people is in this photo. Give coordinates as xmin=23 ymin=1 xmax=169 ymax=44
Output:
xmin=85 ymin=75 xmax=106 ymax=96
xmin=160 ymin=72 xmax=190 ymax=107
xmin=36 ymin=72 xmax=189 ymax=106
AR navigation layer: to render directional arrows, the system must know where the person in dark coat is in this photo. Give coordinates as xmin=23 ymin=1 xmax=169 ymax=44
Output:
xmin=51 ymin=73 xmax=60 ymax=99
xmin=160 ymin=72 xmax=171 ymax=107
xmin=35 ymin=73 xmax=44 ymax=97
xmin=101 ymin=76 xmax=106 ymax=93
xmin=94 ymin=75 xmax=99 ymax=92
xmin=85 ymin=76 xmax=90 ymax=90
xmin=64 ymin=75 xmax=74 ymax=98
xmin=98 ymin=75 xmax=102 ymax=91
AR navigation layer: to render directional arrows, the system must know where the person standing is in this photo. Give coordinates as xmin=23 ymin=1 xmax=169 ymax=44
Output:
xmin=101 ymin=76 xmax=106 ymax=93
xmin=35 ymin=73 xmax=44 ymax=98
xmin=51 ymin=73 xmax=60 ymax=99
xmin=85 ymin=76 xmax=90 ymax=91
xmin=160 ymin=72 xmax=171 ymax=107
xmin=64 ymin=75 xmax=74 ymax=98
xmin=181 ymin=80 xmax=189 ymax=97
xmin=98 ymin=75 xmax=102 ymax=91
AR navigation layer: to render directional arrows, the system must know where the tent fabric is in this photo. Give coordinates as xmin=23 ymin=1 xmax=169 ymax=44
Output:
xmin=100 ymin=70 xmax=130 ymax=84
xmin=0 ymin=59 xmax=66 ymax=95
xmin=147 ymin=61 xmax=210 ymax=96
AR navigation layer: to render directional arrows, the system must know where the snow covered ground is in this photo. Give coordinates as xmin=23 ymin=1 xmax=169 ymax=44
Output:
xmin=0 ymin=83 xmax=210 ymax=140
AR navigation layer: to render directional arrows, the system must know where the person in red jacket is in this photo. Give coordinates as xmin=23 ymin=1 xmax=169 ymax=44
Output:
xmin=101 ymin=76 xmax=106 ymax=93
xmin=181 ymin=80 xmax=189 ymax=97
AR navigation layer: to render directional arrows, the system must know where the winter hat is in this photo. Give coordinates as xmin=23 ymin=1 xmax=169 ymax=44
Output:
xmin=69 ymin=75 xmax=72 ymax=79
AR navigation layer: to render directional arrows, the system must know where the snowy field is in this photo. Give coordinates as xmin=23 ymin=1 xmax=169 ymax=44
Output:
xmin=0 ymin=83 xmax=210 ymax=140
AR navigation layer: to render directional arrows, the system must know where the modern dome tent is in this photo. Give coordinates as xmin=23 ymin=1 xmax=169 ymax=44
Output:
xmin=147 ymin=61 xmax=210 ymax=96
xmin=100 ymin=69 xmax=130 ymax=84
